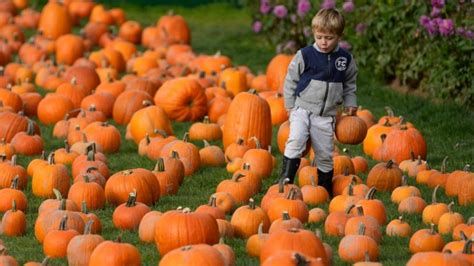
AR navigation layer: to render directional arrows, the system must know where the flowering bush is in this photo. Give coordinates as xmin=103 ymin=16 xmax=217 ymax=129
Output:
xmin=247 ymin=0 xmax=473 ymax=107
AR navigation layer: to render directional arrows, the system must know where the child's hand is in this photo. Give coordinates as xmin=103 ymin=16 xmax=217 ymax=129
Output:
xmin=344 ymin=106 xmax=358 ymax=116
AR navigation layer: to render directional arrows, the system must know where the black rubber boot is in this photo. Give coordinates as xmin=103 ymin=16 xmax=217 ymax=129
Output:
xmin=276 ymin=156 xmax=301 ymax=184
xmin=317 ymin=169 xmax=334 ymax=198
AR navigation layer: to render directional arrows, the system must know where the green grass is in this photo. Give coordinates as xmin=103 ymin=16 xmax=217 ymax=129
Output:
xmin=2 ymin=2 xmax=474 ymax=266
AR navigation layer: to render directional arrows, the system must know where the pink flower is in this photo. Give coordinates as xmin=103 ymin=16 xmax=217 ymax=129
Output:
xmin=321 ymin=0 xmax=336 ymax=9
xmin=252 ymin=21 xmax=263 ymax=33
xmin=456 ymin=27 xmax=465 ymax=36
xmin=297 ymin=0 xmax=311 ymax=17
xmin=355 ymin=23 xmax=367 ymax=34
xmin=260 ymin=0 xmax=271 ymax=14
xmin=419 ymin=15 xmax=430 ymax=27
xmin=290 ymin=14 xmax=298 ymax=23
xmin=430 ymin=7 xmax=441 ymax=17
xmin=339 ymin=40 xmax=351 ymax=50
xmin=273 ymin=5 xmax=288 ymax=19
xmin=431 ymin=0 xmax=445 ymax=8
xmin=303 ymin=26 xmax=312 ymax=37
xmin=342 ymin=1 xmax=355 ymax=13
xmin=465 ymin=30 xmax=473 ymax=39
xmin=438 ymin=18 xmax=454 ymax=36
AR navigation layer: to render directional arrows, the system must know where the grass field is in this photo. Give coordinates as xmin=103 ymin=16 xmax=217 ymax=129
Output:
xmin=1 ymin=2 xmax=474 ymax=265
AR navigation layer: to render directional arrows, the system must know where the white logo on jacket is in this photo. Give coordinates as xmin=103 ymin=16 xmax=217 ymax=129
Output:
xmin=335 ymin=57 xmax=347 ymax=71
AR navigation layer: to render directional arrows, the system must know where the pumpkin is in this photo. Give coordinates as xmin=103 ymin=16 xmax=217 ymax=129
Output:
xmin=216 ymin=173 xmax=253 ymax=206
xmin=55 ymin=34 xmax=85 ymax=65
xmin=381 ymin=125 xmax=427 ymax=164
xmin=210 ymin=192 xmax=236 ymax=214
xmin=262 ymin=251 xmax=325 ymax=266
xmin=67 ymin=175 xmax=105 ymax=210
xmin=422 ymin=185 xmax=449 ymax=225
xmin=216 ymin=219 xmax=234 ymax=238
xmin=445 ymin=164 xmax=472 ymax=197
xmin=189 ymin=116 xmax=222 ymax=141
xmin=267 ymin=188 xmax=309 ymax=224
xmin=386 ymin=216 xmax=412 ymax=237
xmin=0 ymin=111 xmax=29 ymax=142
xmin=362 ymin=119 xmax=393 ymax=157
xmin=195 ymin=195 xmax=226 ymax=220
xmin=338 ymin=223 xmax=379 ymax=263
xmin=366 ymin=160 xmax=402 ymax=192
xmin=268 ymin=211 xmax=304 ymax=234
xmin=335 ymin=114 xmax=368 ymax=145
xmin=37 ymin=94 xmax=75 ymax=125
xmin=104 ymin=168 xmax=160 ymax=206
xmin=301 ymin=175 xmax=329 ymax=205
xmin=10 ymin=119 xmax=43 ymax=156
xmin=452 ymin=217 xmax=474 ymax=240
xmin=88 ymin=237 xmax=142 ymax=266
xmin=63 ymin=66 xmax=101 ymax=95
xmin=159 ymin=133 xmax=201 ymax=176
xmin=154 ymin=208 xmax=220 ymax=255
xmin=213 ymin=239 xmax=235 ymax=266
xmin=223 ymin=90 xmax=272 ymax=150
xmin=151 ymin=158 xmax=178 ymax=196
xmin=391 ymin=175 xmax=421 ymax=204
xmin=128 ymin=105 xmax=174 ymax=144
xmin=32 ymin=153 xmax=71 ymax=198
xmin=240 ymin=137 xmax=273 ymax=179
xmin=118 ymin=20 xmax=142 ymax=44
xmin=38 ymin=1 xmax=72 ymax=39
xmin=266 ymin=54 xmax=293 ymax=92
xmin=438 ymin=202 xmax=465 ymax=235
xmin=458 ymin=172 xmax=474 ymax=206
xmin=159 ymin=244 xmax=225 ymax=266
xmin=224 ymin=138 xmax=250 ymax=162
xmin=156 ymin=11 xmax=191 ymax=45
xmin=199 ymin=140 xmax=226 ymax=167
xmin=246 ymin=223 xmax=269 ymax=258
xmin=138 ymin=211 xmax=162 ymax=243
xmin=398 ymin=196 xmax=427 ymax=215
xmin=154 ymin=77 xmax=207 ymax=122
xmin=356 ymin=188 xmax=387 ymax=226
xmin=0 ymin=200 xmax=26 ymax=236
xmin=112 ymin=89 xmax=153 ymax=125
xmin=42 ymin=215 xmax=80 ymax=258
xmin=230 ymin=198 xmax=270 ymax=238
xmin=83 ymin=122 xmax=121 ymax=153
xmin=260 ymin=228 xmax=327 ymax=264
xmin=406 ymin=251 xmax=471 ymax=266
xmin=66 ymin=220 xmax=105 ymax=266
xmin=0 ymin=88 xmax=22 ymax=113
xmin=0 ymin=176 xmax=27 ymax=213
xmin=409 ymin=224 xmax=445 ymax=253
xmin=426 ymin=156 xmax=450 ymax=188
xmin=345 ymin=206 xmax=382 ymax=244
xmin=0 ymin=155 xmax=27 ymax=190
xmin=112 ymin=191 xmax=151 ymax=231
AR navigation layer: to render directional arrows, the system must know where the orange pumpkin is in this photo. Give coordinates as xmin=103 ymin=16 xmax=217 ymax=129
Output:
xmin=266 ymin=54 xmax=293 ymax=92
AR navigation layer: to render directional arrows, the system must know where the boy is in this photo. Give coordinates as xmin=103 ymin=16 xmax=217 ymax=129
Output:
xmin=279 ymin=8 xmax=358 ymax=197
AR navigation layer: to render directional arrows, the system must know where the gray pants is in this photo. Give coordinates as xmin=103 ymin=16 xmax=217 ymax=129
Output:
xmin=284 ymin=107 xmax=335 ymax=172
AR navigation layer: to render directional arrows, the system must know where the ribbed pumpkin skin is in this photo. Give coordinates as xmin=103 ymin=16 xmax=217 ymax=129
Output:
xmin=159 ymin=244 xmax=226 ymax=266
xmin=154 ymin=77 xmax=207 ymax=122
xmin=88 ymin=240 xmax=141 ymax=266
xmin=266 ymin=54 xmax=293 ymax=92
xmin=38 ymin=1 xmax=72 ymax=39
xmin=223 ymin=91 xmax=272 ymax=150
xmin=154 ymin=210 xmax=220 ymax=256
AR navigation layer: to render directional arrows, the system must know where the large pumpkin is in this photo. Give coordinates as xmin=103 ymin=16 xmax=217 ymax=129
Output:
xmin=381 ymin=125 xmax=427 ymax=164
xmin=128 ymin=105 xmax=173 ymax=144
xmin=156 ymin=12 xmax=191 ymax=45
xmin=38 ymin=1 xmax=72 ymax=39
xmin=223 ymin=90 xmax=272 ymax=150
xmin=154 ymin=77 xmax=207 ymax=122
xmin=266 ymin=54 xmax=293 ymax=92
xmin=154 ymin=208 xmax=220 ymax=255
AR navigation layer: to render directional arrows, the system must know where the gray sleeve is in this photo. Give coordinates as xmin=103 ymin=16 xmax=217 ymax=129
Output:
xmin=283 ymin=51 xmax=304 ymax=110
xmin=343 ymin=55 xmax=358 ymax=108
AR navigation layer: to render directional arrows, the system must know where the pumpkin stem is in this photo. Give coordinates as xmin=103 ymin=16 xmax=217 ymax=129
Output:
xmin=11 ymin=199 xmax=16 ymax=212
xmin=203 ymin=140 xmax=210 ymax=147
xmin=278 ymin=177 xmax=288 ymax=193
xmin=171 ymin=150 xmax=180 ymax=159
xmin=58 ymin=199 xmax=66 ymax=210
xmin=432 ymin=185 xmax=440 ymax=204
xmin=386 ymin=160 xmax=394 ymax=169
xmin=286 ymin=187 xmax=297 ymax=200
xmin=401 ymin=175 xmax=408 ymax=186
xmin=248 ymin=198 xmax=255 ymax=209
xmin=142 ymin=100 xmax=152 ymax=107
xmin=343 ymin=166 xmax=349 ymax=176
xmin=441 ymin=156 xmax=448 ymax=173
xmin=202 ymin=116 xmax=210 ymax=124
xmin=208 ymin=195 xmax=217 ymax=207
xmin=257 ymin=222 xmax=264 ymax=238
xmin=126 ymin=191 xmax=137 ymax=207
xmin=236 ymin=138 xmax=244 ymax=145
xmin=310 ymin=175 xmax=316 ymax=187
xmin=83 ymin=175 xmax=90 ymax=183
xmin=365 ymin=187 xmax=377 ymax=200
xmin=86 ymin=166 xmax=98 ymax=173
xmin=459 ymin=230 xmax=468 ymax=241
xmin=232 ymin=173 xmax=245 ymax=182
xmin=364 ymin=251 xmax=371 ymax=262
xmin=447 ymin=201 xmax=455 ymax=213
xmin=182 ymin=132 xmax=189 ymax=142
xmin=463 ymin=239 xmax=472 ymax=255
xmin=53 ymin=188 xmax=63 ymax=200
xmin=380 ymin=133 xmax=387 ymax=142
xmin=11 ymin=154 xmax=17 ymax=166
xmin=398 ymin=216 xmax=404 ymax=223
xmin=293 ymin=253 xmax=309 ymax=266
xmin=358 ymin=222 xmax=366 ymax=235
xmin=342 ymin=148 xmax=350 ymax=156
xmin=218 ymin=237 xmax=225 ymax=244
xmin=356 ymin=205 xmax=365 ymax=216
xmin=429 ymin=223 xmax=436 ymax=235
xmin=81 ymin=201 xmax=89 ymax=214
xmin=26 ymin=119 xmax=35 ymax=136
xmin=468 ymin=217 xmax=474 ymax=226
xmin=41 ymin=256 xmax=50 ymax=266
xmin=83 ymin=219 xmax=94 ymax=235
xmin=249 ymin=136 xmax=261 ymax=149
xmin=59 ymin=215 xmax=68 ymax=231
xmin=384 ymin=106 xmax=395 ymax=117
xmin=144 ymin=134 xmax=151 ymax=145
xmin=87 ymin=148 xmax=95 ymax=161
xmin=9 ymin=175 xmax=19 ymax=189
xmin=282 ymin=211 xmax=291 ymax=220
xmin=153 ymin=129 xmax=168 ymax=138
xmin=462 ymin=164 xmax=470 ymax=172
xmin=310 ymin=159 xmax=317 ymax=167
xmin=410 ymin=151 xmax=415 ymax=161
xmin=64 ymin=140 xmax=70 ymax=153
xmin=345 ymin=204 xmax=356 ymax=214
xmin=154 ymin=158 xmax=165 ymax=172
xmin=315 ymin=229 xmax=322 ymax=239
xmin=347 ymin=182 xmax=354 ymax=196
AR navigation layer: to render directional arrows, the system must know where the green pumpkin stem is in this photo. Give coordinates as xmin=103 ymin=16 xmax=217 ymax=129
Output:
xmin=11 ymin=199 xmax=16 ymax=212
xmin=26 ymin=119 xmax=35 ymax=136
xmin=203 ymin=140 xmax=210 ymax=147
xmin=463 ymin=239 xmax=472 ymax=255
xmin=154 ymin=158 xmax=165 ymax=172
xmin=11 ymin=154 xmax=17 ymax=166
xmin=463 ymin=164 xmax=471 ymax=172
xmin=310 ymin=175 xmax=316 ymax=187
xmin=208 ymin=195 xmax=217 ymax=207
xmin=171 ymin=150 xmax=180 ymax=159
xmin=59 ymin=215 xmax=68 ymax=231
xmin=401 ymin=175 xmax=408 ymax=186
xmin=441 ymin=156 xmax=448 ymax=173
xmin=53 ymin=188 xmax=63 ymax=200
xmin=64 ymin=140 xmax=70 ymax=153
xmin=249 ymin=136 xmax=261 ymax=149
xmin=358 ymin=222 xmax=366 ymax=235
xmin=384 ymin=106 xmax=395 ymax=117
xmin=10 ymin=175 xmax=19 ymax=189
xmin=432 ymin=185 xmax=440 ymax=204
xmin=386 ymin=160 xmax=394 ymax=169
xmin=203 ymin=116 xmax=210 ymax=124
xmin=126 ymin=191 xmax=137 ymax=207
xmin=182 ymin=132 xmax=189 ymax=142
xmin=248 ymin=198 xmax=255 ymax=209
xmin=356 ymin=205 xmax=365 ymax=216
xmin=365 ymin=187 xmax=377 ymax=200
xmin=282 ymin=211 xmax=290 ymax=220
xmin=84 ymin=219 xmax=94 ymax=235
xmin=81 ymin=201 xmax=88 ymax=214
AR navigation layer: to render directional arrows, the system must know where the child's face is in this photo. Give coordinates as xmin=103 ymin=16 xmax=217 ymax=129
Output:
xmin=313 ymin=30 xmax=341 ymax=53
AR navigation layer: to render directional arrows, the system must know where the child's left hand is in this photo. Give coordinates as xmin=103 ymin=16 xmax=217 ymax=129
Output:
xmin=344 ymin=106 xmax=358 ymax=116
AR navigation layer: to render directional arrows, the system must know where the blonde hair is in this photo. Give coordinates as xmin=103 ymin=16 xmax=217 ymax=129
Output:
xmin=311 ymin=8 xmax=345 ymax=36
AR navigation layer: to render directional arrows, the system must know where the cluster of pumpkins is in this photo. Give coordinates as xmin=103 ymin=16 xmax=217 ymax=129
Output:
xmin=0 ymin=0 xmax=472 ymax=265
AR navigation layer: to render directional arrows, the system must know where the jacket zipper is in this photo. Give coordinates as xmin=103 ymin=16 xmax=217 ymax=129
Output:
xmin=319 ymin=53 xmax=331 ymax=116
